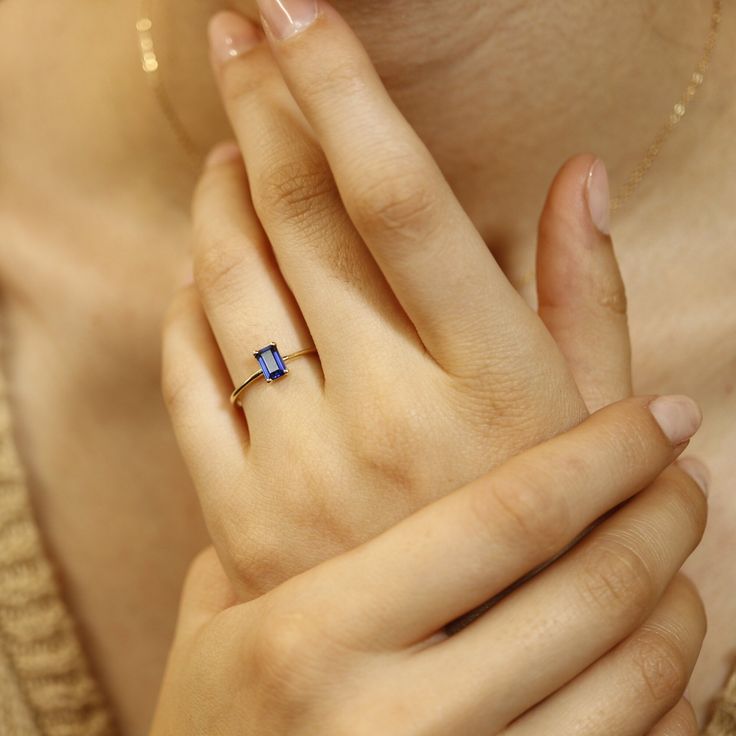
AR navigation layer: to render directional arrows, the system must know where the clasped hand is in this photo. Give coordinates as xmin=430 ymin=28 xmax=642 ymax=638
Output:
xmin=153 ymin=3 xmax=708 ymax=734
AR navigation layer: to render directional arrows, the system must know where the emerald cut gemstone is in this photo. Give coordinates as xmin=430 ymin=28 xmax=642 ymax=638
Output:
xmin=255 ymin=344 xmax=288 ymax=382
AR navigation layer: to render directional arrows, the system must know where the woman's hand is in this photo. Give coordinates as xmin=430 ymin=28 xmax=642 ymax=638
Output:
xmin=162 ymin=2 xmax=633 ymax=598
xmin=151 ymin=396 xmax=707 ymax=736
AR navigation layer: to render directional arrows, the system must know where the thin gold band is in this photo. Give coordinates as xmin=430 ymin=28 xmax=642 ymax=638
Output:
xmin=230 ymin=348 xmax=318 ymax=406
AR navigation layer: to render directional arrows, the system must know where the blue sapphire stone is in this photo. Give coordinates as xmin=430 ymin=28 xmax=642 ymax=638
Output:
xmin=255 ymin=344 xmax=288 ymax=382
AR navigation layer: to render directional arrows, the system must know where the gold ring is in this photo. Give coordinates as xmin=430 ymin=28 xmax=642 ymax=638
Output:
xmin=230 ymin=343 xmax=317 ymax=407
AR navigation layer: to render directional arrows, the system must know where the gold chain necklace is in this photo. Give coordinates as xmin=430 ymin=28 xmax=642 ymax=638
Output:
xmin=136 ymin=1 xmax=723 ymax=208
xmin=136 ymin=0 xmax=200 ymax=160
xmin=611 ymin=0 xmax=722 ymax=211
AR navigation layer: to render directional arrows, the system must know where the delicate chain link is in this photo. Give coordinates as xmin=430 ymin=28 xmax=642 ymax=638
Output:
xmin=137 ymin=0 xmax=200 ymax=160
xmin=611 ymin=0 xmax=722 ymax=212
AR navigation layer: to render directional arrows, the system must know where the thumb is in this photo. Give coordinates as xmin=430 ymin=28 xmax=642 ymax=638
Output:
xmin=536 ymin=154 xmax=633 ymax=412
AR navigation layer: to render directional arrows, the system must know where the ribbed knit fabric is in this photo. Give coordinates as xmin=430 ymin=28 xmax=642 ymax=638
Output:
xmin=705 ymin=670 xmax=736 ymax=735
xmin=0 ymin=342 xmax=734 ymax=734
xmin=0 ymin=363 xmax=115 ymax=735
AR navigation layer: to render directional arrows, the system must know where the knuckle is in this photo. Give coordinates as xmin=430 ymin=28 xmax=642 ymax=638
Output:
xmin=254 ymin=615 xmax=313 ymax=692
xmin=476 ymin=476 xmax=571 ymax=558
xmin=254 ymin=155 xmax=336 ymax=227
xmin=303 ymin=58 xmax=368 ymax=102
xmin=257 ymin=611 xmax=314 ymax=669
xmin=251 ymin=603 xmax=331 ymax=700
xmin=577 ymin=538 xmax=655 ymax=624
xmin=351 ymin=165 xmax=437 ymax=240
xmin=628 ymin=626 xmax=692 ymax=706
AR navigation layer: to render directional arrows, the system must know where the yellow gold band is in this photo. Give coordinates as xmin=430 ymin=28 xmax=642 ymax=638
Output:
xmin=230 ymin=347 xmax=317 ymax=407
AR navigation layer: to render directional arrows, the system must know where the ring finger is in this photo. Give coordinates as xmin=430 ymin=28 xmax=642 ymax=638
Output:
xmin=192 ymin=149 xmax=322 ymax=420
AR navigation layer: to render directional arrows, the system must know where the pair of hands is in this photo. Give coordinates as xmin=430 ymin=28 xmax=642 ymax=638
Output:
xmin=153 ymin=2 xmax=708 ymax=734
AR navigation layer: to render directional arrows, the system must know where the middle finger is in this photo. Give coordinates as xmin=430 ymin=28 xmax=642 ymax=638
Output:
xmin=249 ymin=0 xmax=548 ymax=377
xmin=208 ymin=13 xmax=421 ymax=383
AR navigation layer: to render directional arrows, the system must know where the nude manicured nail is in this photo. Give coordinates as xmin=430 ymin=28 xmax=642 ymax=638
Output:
xmin=208 ymin=11 xmax=262 ymax=64
xmin=586 ymin=159 xmax=611 ymax=235
xmin=678 ymin=458 xmax=711 ymax=496
xmin=648 ymin=395 xmax=703 ymax=446
xmin=257 ymin=0 xmax=318 ymax=40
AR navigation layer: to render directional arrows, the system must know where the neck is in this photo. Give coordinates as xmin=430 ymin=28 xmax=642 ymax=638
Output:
xmin=1 ymin=0 xmax=732 ymax=240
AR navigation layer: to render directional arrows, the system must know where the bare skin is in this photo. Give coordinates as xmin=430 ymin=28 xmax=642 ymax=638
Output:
xmin=0 ymin=0 xmax=734 ymax=733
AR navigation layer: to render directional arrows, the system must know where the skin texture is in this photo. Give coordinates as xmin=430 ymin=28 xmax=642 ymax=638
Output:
xmin=150 ymin=397 xmax=707 ymax=736
xmin=153 ymin=10 xmax=710 ymax=732
xmin=168 ymin=8 xmax=590 ymax=600
xmin=0 ymin=0 xmax=734 ymax=732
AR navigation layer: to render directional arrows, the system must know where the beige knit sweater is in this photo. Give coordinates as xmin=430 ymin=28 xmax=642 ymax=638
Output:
xmin=0 ymin=366 xmax=115 ymax=734
xmin=0 ymin=365 xmax=734 ymax=734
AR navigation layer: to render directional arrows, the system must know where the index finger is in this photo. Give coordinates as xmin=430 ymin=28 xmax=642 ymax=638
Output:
xmin=247 ymin=0 xmax=538 ymax=372
xmin=273 ymin=394 xmax=704 ymax=649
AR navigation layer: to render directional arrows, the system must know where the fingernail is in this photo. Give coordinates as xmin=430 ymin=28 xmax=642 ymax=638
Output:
xmin=257 ymin=0 xmax=318 ymax=40
xmin=208 ymin=11 xmax=262 ymax=64
xmin=678 ymin=458 xmax=711 ymax=496
xmin=648 ymin=395 xmax=703 ymax=446
xmin=204 ymin=141 xmax=241 ymax=168
xmin=586 ymin=159 xmax=611 ymax=235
